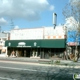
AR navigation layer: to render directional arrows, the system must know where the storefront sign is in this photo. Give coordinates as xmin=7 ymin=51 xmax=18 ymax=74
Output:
xmin=18 ymin=42 xmax=26 ymax=46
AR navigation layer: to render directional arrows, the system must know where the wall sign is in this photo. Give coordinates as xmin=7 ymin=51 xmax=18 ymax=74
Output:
xmin=18 ymin=42 xmax=26 ymax=46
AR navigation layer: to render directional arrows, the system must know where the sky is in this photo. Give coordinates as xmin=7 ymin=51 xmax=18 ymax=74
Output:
xmin=0 ymin=0 xmax=79 ymax=31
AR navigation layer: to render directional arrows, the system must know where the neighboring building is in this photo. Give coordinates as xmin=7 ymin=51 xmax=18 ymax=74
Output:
xmin=67 ymin=30 xmax=80 ymax=54
xmin=0 ymin=32 xmax=10 ymax=57
xmin=5 ymin=26 xmax=66 ymax=59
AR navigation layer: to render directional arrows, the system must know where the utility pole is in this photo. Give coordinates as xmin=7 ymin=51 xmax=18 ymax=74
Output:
xmin=10 ymin=19 xmax=14 ymax=30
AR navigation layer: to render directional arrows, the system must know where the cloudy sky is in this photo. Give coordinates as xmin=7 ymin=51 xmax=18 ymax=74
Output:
xmin=0 ymin=0 xmax=79 ymax=31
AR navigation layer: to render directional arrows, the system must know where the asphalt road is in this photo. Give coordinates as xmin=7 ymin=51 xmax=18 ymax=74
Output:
xmin=0 ymin=60 xmax=79 ymax=80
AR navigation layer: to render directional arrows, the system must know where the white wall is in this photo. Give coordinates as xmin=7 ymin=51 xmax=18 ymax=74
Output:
xmin=10 ymin=26 xmax=66 ymax=40
xmin=44 ymin=26 xmax=66 ymax=39
xmin=10 ymin=28 xmax=44 ymax=40
xmin=0 ymin=33 xmax=9 ymax=47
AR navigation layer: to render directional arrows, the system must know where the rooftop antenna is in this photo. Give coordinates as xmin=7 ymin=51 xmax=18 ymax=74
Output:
xmin=53 ymin=13 xmax=57 ymax=29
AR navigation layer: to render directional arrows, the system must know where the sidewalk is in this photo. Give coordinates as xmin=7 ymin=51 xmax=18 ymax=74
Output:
xmin=0 ymin=57 xmax=80 ymax=66
xmin=0 ymin=57 xmax=39 ymax=63
xmin=0 ymin=57 xmax=71 ymax=63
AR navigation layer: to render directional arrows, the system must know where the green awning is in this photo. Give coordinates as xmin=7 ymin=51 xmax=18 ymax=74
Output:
xmin=41 ymin=39 xmax=66 ymax=48
xmin=5 ymin=39 xmax=66 ymax=48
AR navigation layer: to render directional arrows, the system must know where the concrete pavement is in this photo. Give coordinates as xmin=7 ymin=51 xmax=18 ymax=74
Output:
xmin=0 ymin=57 xmax=80 ymax=68
xmin=0 ymin=57 xmax=79 ymax=80
xmin=0 ymin=61 xmax=79 ymax=80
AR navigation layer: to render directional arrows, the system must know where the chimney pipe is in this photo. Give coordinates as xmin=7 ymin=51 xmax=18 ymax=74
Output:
xmin=53 ymin=13 xmax=57 ymax=29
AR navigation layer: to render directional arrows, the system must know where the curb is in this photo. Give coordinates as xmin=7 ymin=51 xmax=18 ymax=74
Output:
xmin=0 ymin=57 xmax=80 ymax=69
xmin=0 ymin=59 xmax=80 ymax=68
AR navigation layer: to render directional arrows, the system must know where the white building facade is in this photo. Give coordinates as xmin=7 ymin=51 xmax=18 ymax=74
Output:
xmin=10 ymin=26 xmax=66 ymax=40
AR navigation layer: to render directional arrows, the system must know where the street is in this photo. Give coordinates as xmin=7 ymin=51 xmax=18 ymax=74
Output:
xmin=0 ymin=60 xmax=79 ymax=80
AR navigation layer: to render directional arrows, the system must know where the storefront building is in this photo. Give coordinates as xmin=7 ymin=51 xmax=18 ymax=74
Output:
xmin=67 ymin=31 xmax=80 ymax=54
xmin=5 ymin=26 xmax=66 ymax=59
xmin=0 ymin=32 xmax=10 ymax=57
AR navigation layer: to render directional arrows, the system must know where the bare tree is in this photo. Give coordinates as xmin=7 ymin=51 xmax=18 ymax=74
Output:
xmin=62 ymin=0 xmax=80 ymax=61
